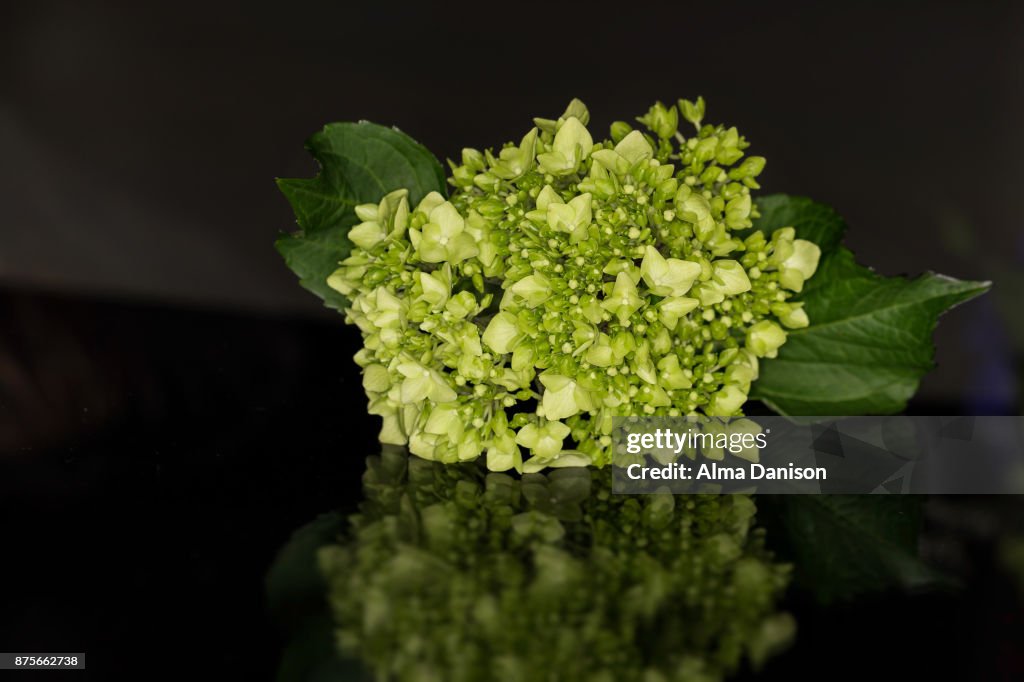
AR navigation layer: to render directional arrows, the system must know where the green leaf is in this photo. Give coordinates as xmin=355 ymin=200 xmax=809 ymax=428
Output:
xmin=752 ymin=194 xmax=847 ymax=255
xmin=276 ymin=122 xmax=447 ymax=310
xmin=751 ymin=196 xmax=981 ymax=604
xmin=759 ymin=496 xmax=954 ymax=603
xmin=749 ymin=195 xmax=990 ymax=415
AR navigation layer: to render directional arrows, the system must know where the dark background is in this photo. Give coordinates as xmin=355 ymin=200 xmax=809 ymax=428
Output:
xmin=1 ymin=1 xmax=1022 ymax=679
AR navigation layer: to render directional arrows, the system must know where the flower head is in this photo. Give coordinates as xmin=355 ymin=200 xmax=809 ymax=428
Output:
xmin=330 ymin=98 xmax=818 ymax=470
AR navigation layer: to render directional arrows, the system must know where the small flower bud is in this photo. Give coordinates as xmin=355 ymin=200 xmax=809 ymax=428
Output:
xmin=638 ymin=101 xmax=679 ymax=140
xmin=610 ymin=120 xmax=633 ymax=143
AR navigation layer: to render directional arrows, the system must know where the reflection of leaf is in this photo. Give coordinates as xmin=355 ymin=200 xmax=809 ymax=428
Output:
xmin=276 ymin=122 xmax=447 ymax=310
xmin=749 ymin=196 xmax=978 ymax=606
xmin=750 ymin=194 xmax=990 ymax=415
xmin=275 ymin=614 xmax=373 ymax=682
xmin=759 ymin=495 xmax=954 ymax=603
xmin=999 ymin=535 xmax=1024 ymax=599
xmin=266 ymin=512 xmax=344 ymax=630
xmin=266 ymin=513 xmax=371 ymax=682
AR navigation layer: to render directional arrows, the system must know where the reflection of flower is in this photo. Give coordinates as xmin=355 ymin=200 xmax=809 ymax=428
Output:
xmin=318 ymin=449 xmax=793 ymax=682
xmin=330 ymin=99 xmax=820 ymax=470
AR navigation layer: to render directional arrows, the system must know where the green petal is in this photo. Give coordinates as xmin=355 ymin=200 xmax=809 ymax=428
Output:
xmin=426 ymin=370 xmax=457 ymax=402
xmin=524 ymin=451 xmax=591 ymax=472
xmin=400 ymin=372 xmax=433 ymax=403
xmin=429 ymin=202 xmax=465 ymax=237
xmin=707 ymin=384 xmax=747 ymax=416
xmin=746 ymin=320 xmax=787 ymax=358
xmin=590 ymin=149 xmax=631 ymax=175
xmin=540 ymin=374 xmax=580 ymax=420
xmin=535 ymin=184 xmax=563 ymax=212
xmin=640 ymin=246 xmax=701 ymax=297
xmin=486 ymin=431 xmax=522 ymax=472
xmin=415 ymin=191 xmax=446 ymax=216
xmin=613 ymin=130 xmax=653 ymax=165
xmin=348 ymin=220 xmax=386 ymax=249
xmin=676 ymin=193 xmax=716 ymax=240
xmin=585 ymin=341 xmax=615 ymax=367
xmin=778 ymin=305 xmax=809 ymax=328
xmin=600 ymin=272 xmax=644 ymax=322
xmin=552 ymin=116 xmax=593 ymax=161
xmin=446 ymin=231 xmax=480 ymax=264
xmin=507 ymin=274 xmax=552 ymax=308
xmin=658 ymin=296 xmax=700 ymax=327
xmin=362 ymin=364 xmax=391 ymax=393
xmin=514 ymin=423 xmax=540 ymax=449
xmin=709 ymin=260 xmax=751 ymax=296
xmin=377 ymin=413 xmax=406 ymax=445
xmin=424 ymin=404 xmax=463 ymax=439
xmin=418 ymin=270 xmax=450 ymax=309
xmin=784 ymin=239 xmax=821 ymax=279
xmin=482 ymin=311 xmax=522 ymax=354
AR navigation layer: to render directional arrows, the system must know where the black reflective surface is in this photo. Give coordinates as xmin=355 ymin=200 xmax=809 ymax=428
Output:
xmin=3 ymin=290 xmax=1023 ymax=680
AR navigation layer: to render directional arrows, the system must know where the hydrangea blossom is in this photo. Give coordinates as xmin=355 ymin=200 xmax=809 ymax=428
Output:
xmin=328 ymin=98 xmax=820 ymax=472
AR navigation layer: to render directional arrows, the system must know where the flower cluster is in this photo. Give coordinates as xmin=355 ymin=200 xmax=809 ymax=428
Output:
xmin=319 ymin=449 xmax=794 ymax=682
xmin=329 ymin=98 xmax=820 ymax=471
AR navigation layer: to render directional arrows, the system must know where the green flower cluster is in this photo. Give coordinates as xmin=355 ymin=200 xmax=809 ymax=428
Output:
xmin=328 ymin=98 xmax=820 ymax=471
xmin=319 ymin=449 xmax=793 ymax=682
